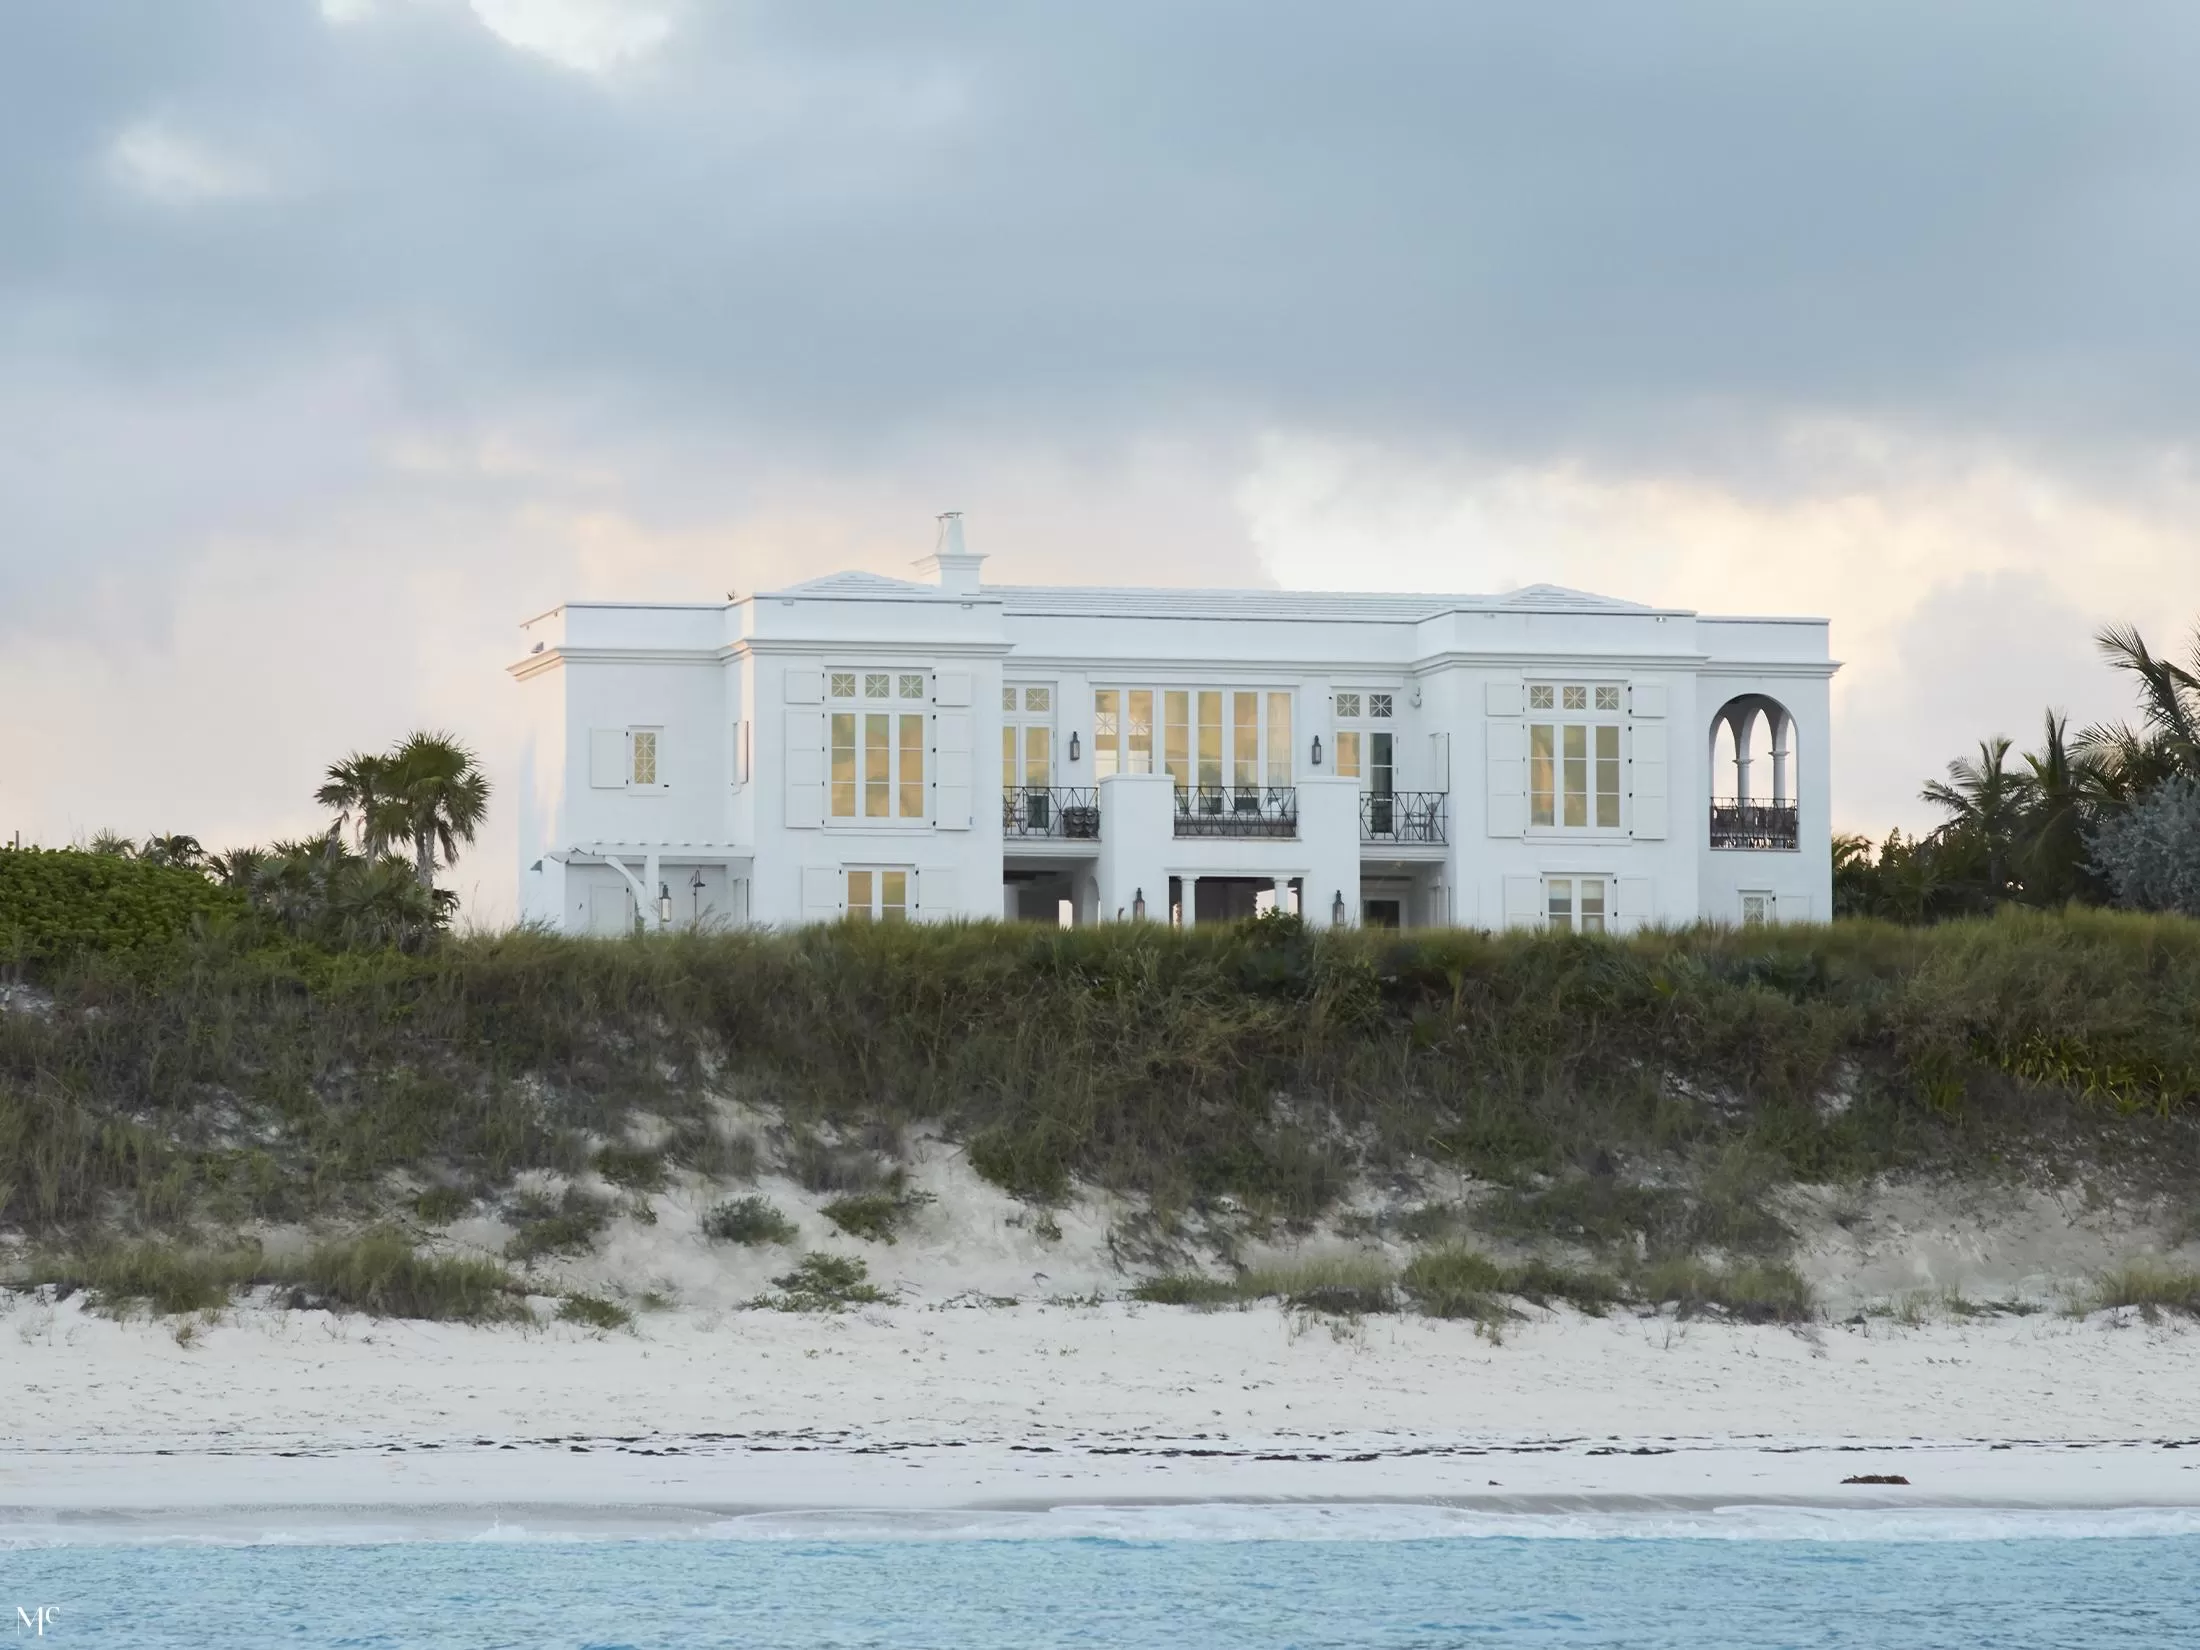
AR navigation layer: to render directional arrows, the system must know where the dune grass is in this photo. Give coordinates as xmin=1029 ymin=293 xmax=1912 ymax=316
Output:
xmin=753 ymin=1252 xmax=892 ymax=1311
xmin=701 ymin=1195 xmax=799 ymax=1246
xmin=2085 ymin=1260 xmax=2200 ymax=1318
xmin=4 ymin=909 xmax=2199 ymax=1266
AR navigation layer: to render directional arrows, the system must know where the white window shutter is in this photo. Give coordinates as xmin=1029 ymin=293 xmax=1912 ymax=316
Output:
xmin=784 ymin=668 xmax=824 ymax=704
xmin=916 ymin=867 xmax=957 ymax=921
xmin=732 ymin=720 xmax=751 ymax=787
xmin=1502 ymin=874 xmax=1542 ymax=930
xmin=784 ymin=710 xmax=824 ymax=828
xmin=589 ymin=728 xmax=627 ymax=789
xmin=1630 ymin=681 xmax=1668 ymax=719
xmin=1484 ymin=679 xmax=1523 ymax=717
xmin=935 ymin=670 xmax=972 ymax=708
xmin=1486 ymin=720 xmax=1527 ymax=838
xmin=1429 ymin=730 xmax=1451 ymax=789
xmin=1619 ymin=876 xmax=1656 ymax=933
xmin=1630 ymin=722 xmax=1668 ymax=840
xmin=933 ymin=710 xmax=973 ymax=829
xmin=800 ymin=865 xmax=842 ymax=923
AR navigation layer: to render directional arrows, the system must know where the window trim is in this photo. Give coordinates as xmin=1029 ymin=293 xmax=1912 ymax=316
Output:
xmin=825 ymin=666 xmax=931 ymax=827
xmin=626 ymin=725 xmax=666 ymax=792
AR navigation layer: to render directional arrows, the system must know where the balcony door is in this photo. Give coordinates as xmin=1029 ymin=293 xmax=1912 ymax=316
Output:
xmin=1003 ymin=683 xmax=1055 ymax=830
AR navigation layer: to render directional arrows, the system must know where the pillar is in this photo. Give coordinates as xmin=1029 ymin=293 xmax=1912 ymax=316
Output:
xmin=1181 ymin=874 xmax=1200 ymax=929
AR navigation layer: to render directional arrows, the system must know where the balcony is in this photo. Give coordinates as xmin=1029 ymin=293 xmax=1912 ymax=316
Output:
xmin=1361 ymin=790 xmax=1447 ymax=846
xmin=1003 ymin=786 xmax=1101 ymax=840
xmin=1710 ymin=799 xmax=1799 ymax=851
xmin=1174 ymin=785 xmax=1298 ymax=838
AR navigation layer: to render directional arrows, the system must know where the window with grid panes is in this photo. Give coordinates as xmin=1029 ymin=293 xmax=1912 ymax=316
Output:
xmin=827 ymin=669 xmax=927 ymax=820
xmin=1527 ymin=682 xmax=1622 ymax=830
xmin=1545 ymin=876 xmax=1609 ymax=934
xmin=845 ymin=867 xmax=909 ymax=922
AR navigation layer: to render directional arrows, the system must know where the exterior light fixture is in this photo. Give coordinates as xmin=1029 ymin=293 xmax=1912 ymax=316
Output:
xmin=1310 ymin=735 xmax=1324 ymax=767
xmin=1332 ymin=889 xmax=1347 ymax=927
xmin=1069 ymin=731 xmax=1082 ymax=763
xmin=1133 ymin=887 xmax=1147 ymax=919
xmin=657 ymin=882 xmax=673 ymax=926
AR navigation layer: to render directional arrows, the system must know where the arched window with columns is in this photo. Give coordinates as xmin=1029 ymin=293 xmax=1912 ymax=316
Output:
xmin=1708 ymin=693 xmax=1800 ymax=850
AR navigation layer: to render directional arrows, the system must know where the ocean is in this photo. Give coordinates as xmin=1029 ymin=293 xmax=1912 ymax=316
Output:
xmin=6 ymin=1507 xmax=2198 ymax=1648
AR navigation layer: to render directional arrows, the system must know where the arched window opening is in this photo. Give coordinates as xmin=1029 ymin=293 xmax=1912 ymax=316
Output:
xmin=1709 ymin=695 xmax=1798 ymax=851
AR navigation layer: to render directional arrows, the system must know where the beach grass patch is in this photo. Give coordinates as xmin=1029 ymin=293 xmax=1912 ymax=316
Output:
xmin=504 ymin=1186 xmax=613 ymax=1263
xmin=754 ymin=1251 xmax=891 ymax=1311
xmin=821 ymin=1187 xmax=931 ymax=1243
xmin=412 ymin=1185 xmax=472 ymax=1224
xmin=2087 ymin=1260 xmax=2200 ymax=1319
xmin=665 ymin=1117 xmax=760 ymax=1181
xmin=1634 ymin=1256 xmax=1815 ymax=1323
xmin=591 ymin=1143 xmax=668 ymax=1193
xmin=702 ymin=1195 xmax=799 ymax=1246
xmin=557 ymin=1292 xmax=632 ymax=1331
xmin=291 ymin=1230 xmax=529 ymax=1322
xmin=1129 ymin=1272 xmax=1241 ymax=1307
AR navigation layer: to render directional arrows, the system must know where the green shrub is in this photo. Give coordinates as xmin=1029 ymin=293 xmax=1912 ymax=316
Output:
xmin=1400 ymin=1246 xmax=1514 ymax=1323
xmin=557 ymin=1293 xmax=632 ymax=1330
xmin=666 ymin=1117 xmax=759 ymax=1180
xmin=592 ymin=1143 xmax=668 ymax=1192
xmin=31 ymin=1244 xmax=260 ymax=1316
xmin=1238 ymin=1255 xmax=1398 ymax=1314
xmin=821 ymin=1188 xmax=930 ymax=1243
xmin=702 ymin=1195 xmax=798 ymax=1246
xmin=966 ymin=1121 xmax=1075 ymax=1205
xmin=0 ymin=848 xmax=244 ymax=965
xmin=755 ymin=1251 xmax=891 ymax=1310
xmin=504 ymin=1186 xmax=614 ymax=1262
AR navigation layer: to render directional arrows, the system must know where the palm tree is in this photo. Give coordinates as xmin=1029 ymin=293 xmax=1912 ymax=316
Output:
xmin=2080 ymin=620 xmax=2200 ymax=790
xmin=382 ymin=732 xmax=491 ymax=894
xmin=138 ymin=833 xmax=208 ymax=871
xmin=315 ymin=752 xmax=401 ymax=857
xmin=1921 ymin=735 xmax=2033 ymax=903
xmin=2014 ymin=710 xmax=2103 ymax=906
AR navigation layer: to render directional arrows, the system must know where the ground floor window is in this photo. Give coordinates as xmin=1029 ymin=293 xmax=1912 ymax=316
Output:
xmin=1545 ymin=875 xmax=1609 ymax=934
xmin=846 ymin=867 xmax=910 ymax=922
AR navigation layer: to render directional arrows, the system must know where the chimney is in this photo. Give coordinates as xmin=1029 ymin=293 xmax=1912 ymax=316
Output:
xmin=913 ymin=510 xmax=986 ymax=596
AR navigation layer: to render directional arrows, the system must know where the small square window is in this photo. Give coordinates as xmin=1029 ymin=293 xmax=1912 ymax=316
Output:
xmin=1596 ymin=686 xmax=1621 ymax=712
xmin=899 ymin=673 xmax=926 ymax=700
xmin=1003 ymin=686 xmax=1018 ymax=711
xmin=829 ymin=672 xmax=857 ymax=699
xmin=1024 ymin=686 xmax=1051 ymax=712
xmin=1563 ymin=685 xmax=1588 ymax=711
xmin=1335 ymin=692 xmax=1361 ymax=718
xmin=864 ymin=672 xmax=890 ymax=699
xmin=1369 ymin=693 xmax=1393 ymax=719
xmin=1528 ymin=685 xmax=1555 ymax=711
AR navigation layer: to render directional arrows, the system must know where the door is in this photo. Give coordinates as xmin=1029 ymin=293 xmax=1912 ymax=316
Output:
xmin=1368 ymin=731 xmax=1395 ymax=834
xmin=588 ymin=882 xmax=634 ymax=937
xmin=1363 ymin=898 xmax=1402 ymax=929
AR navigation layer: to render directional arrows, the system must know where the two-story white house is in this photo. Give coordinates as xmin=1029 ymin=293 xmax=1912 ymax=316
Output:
xmin=511 ymin=515 xmax=1834 ymax=933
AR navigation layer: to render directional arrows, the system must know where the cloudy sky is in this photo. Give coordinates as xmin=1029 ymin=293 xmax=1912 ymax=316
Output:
xmin=6 ymin=1 xmax=2198 ymax=918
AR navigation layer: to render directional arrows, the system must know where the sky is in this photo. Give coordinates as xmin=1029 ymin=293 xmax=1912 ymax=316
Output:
xmin=4 ymin=0 xmax=2198 ymax=920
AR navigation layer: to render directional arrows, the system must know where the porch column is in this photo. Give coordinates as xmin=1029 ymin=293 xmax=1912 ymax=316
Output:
xmin=1771 ymin=712 xmax=1791 ymax=807
xmin=1180 ymin=874 xmax=1199 ymax=929
xmin=1731 ymin=711 xmax=1754 ymax=806
xmin=644 ymin=850 xmax=663 ymax=929
xmin=1272 ymin=876 xmax=1291 ymax=917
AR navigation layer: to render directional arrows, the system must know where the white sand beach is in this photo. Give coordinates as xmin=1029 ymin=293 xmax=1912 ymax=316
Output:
xmin=6 ymin=1290 xmax=2198 ymax=1537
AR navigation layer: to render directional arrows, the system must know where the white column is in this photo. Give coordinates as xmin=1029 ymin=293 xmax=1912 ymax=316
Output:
xmin=1731 ymin=711 xmax=1754 ymax=806
xmin=1272 ymin=875 xmax=1291 ymax=916
xmin=1181 ymin=874 xmax=1199 ymax=928
xmin=644 ymin=851 xmax=663 ymax=929
xmin=1771 ymin=712 xmax=1791 ymax=807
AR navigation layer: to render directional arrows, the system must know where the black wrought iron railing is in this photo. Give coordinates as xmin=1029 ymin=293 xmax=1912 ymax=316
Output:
xmin=1173 ymin=785 xmax=1298 ymax=838
xmin=1361 ymin=790 xmax=1447 ymax=846
xmin=1002 ymin=786 xmax=1101 ymax=839
xmin=1710 ymin=799 xmax=1799 ymax=851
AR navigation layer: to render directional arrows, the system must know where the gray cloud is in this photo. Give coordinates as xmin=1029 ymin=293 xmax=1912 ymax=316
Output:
xmin=5 ymin=1 xmax=2199 ymax=889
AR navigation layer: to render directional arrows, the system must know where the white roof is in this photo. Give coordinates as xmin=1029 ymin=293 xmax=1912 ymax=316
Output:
xmin=758 ymin=573 xmax=1676 ymax=620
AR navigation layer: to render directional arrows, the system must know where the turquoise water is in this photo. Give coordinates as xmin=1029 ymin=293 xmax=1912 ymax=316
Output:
xmin=6 ymin=1520 xmax=2197 ymax=1648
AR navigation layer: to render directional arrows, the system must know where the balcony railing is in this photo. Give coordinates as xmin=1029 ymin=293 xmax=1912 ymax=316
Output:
xmin=1174 ymin=785 xmax=1298 ymax=838
xmin=1361 ymin=790 xmax=1447 ymax=846
xmin=1003 ymin=786 xmax=1101 ymax=839
xmin=1710 ymin=799 xmax=1800 ymax=851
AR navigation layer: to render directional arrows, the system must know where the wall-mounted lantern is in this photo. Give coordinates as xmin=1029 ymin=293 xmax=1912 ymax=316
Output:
xmin=657 ymin=882 xmax=674 ymax=926
xmin=1069 ymin=731 xmax=1082 ymax=763
xmin=1310 ymin=735 xmax=1324 ymax=767
xmin=1132 ymin=887 xmax=1147 ymax=920
xmin=689 ymin=868 xmax=706 ymax=921
xmin=1331 ymin=889 xmax=1347 ymax=927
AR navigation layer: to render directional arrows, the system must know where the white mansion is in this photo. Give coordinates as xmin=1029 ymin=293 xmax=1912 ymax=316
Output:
xmin=512 ymin=516 xmax=1834 ymax=934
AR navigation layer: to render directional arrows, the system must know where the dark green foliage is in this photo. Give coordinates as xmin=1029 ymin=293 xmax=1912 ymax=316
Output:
xmin=504 ymin=1186 xmax=613 ymax=1262
xmin=665 ymin=1117 xmax=759 ymax=1180
xmin=592 ymin=1143 xmax=668 ymax=1192
xmin=702 ymin=1195 xmax=798 ymax=1245
xmin=6 ymin=913 xmax=2200 ymax=1249
xmin=0 ymin=848 xmax=245 ymax=965
xmin=757 ymin=1251 xmax=890 ymax=1310
xmin=966 ymin=1121 xmax=1075 ymax=1205
xmin=30 ymin=1243 xmax=261 ymax=1315
xmin=557 ymin=1292 xmax=632 ymax=1330
xmin=412 ymin=1185 xmax=472 ymax=1224
xmin=1631 ymin=1256 xmax=1815 ymax=1322
xmin=2090 ymin=776 xmax=2200 ymax=915
xmin=821 ymin=1186 xmax=930 ymax=1242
